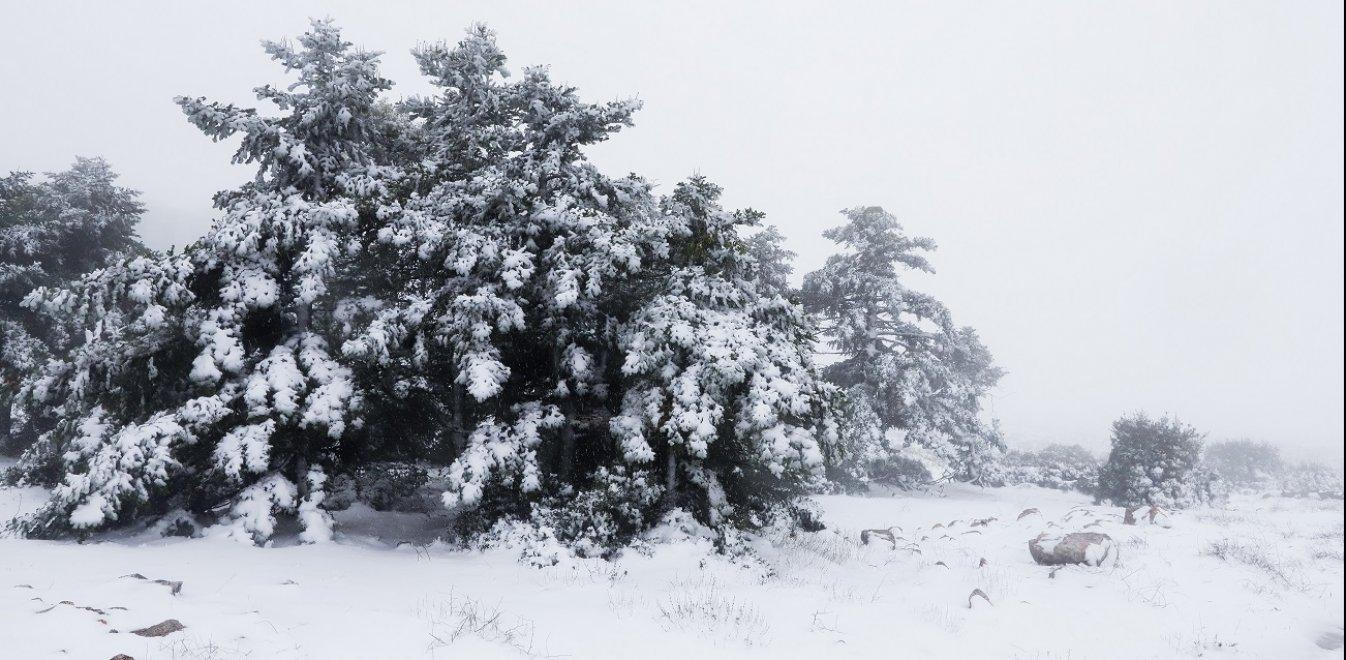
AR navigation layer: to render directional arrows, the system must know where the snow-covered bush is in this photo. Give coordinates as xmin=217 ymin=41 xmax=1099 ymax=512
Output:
xmin=801 ymin=207 xmax=1003 ymax=487
xmin=1203 ymin=439 xmax=1283 ymax=491
xmin=1279 ymin=462 xmax=1344 ymax=500
xmin=527 ymin=467 xmax=663 ymax=558
xmin=0 ymin=158 xmax=146 ymax=455
xmin=344 ymin=462 xmax=431 ymax=511
xmin=863 ymin=454 xmax=935 ymax=491
xmin=1096 ymin=414 xmax=1214 ymax=508
xmin=1001 ymin=444 xmax=1100 ymax=493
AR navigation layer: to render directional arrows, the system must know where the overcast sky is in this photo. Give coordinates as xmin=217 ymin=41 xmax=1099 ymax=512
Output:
xmin=2 ymin=1 xmax=1342 ymax=461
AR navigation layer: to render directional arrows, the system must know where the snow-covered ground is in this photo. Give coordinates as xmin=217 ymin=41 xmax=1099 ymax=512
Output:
xmin=2 ymin=479 xmax=1341 ymax=659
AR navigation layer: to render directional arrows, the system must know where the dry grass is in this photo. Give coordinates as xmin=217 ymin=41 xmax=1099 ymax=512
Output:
xmin=1203 ymin=539 xmax=1304 ymax=591
xmin=657 ymin=575 xmax=770 ymax=646
xmin=420 ymin=591 xmax=554 ymax=658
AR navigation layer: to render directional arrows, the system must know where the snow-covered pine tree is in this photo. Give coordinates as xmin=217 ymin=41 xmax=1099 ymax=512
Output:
xmin=611 ymin=179 xmax=837 ymax=533
xmin=801 ymin=206 xmax=1004 ymax=487
xmin=338 ymin=27 xmax=836 ymax=550
xmin=1 ymin=158 xmax=146 ymax=455
xmin=337 ymin=25 xmax=659 ymax=540
xmin=1095 ymin=413 xmax=1212 ymax=508
xmin=744 ymin=224 xmax=797 ymax=298
xmin=12 ymin=23 xmax=837 ymax=552
xmin=11 ymin=20 xmax=398 ymax=542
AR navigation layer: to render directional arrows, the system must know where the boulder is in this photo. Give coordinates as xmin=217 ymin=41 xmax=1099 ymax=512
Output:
xmin=130 ymin=619 xmax=186 ymax=637
xmin=1029 ymin=532 xmax=1117 ymax=567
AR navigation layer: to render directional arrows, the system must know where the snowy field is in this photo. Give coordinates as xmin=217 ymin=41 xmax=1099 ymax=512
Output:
xmin=2 ymin=479 xmax=1342 ymax=659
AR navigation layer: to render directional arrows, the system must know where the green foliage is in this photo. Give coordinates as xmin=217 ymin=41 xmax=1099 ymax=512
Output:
xmin=1096 ymin=413 xmax=1212 ymax=508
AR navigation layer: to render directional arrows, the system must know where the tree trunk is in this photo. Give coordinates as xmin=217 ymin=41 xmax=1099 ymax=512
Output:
xmin=449 ymin=381 xmax=467 ymax=456
xmin=663 ymin=447 xmax=678 ymax=505
xmin=558 ymin=422 xmax=575 ymax=482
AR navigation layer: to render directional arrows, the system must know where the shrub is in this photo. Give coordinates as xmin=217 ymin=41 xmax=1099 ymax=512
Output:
xmin=532 ymin=467 xmax=663 ymax=558
xmin=1204 ymin=439 xmax=1282 ymax=490
xmin=351 ymin=462 xmax=430 ymax=511
xmin=864 ymin=454 xmax=935 ymax=490
xmin=1279 ymin=462 xmax=1344 ymax=500
xmin=1001 ymin=443 xmax=1100 ymax=493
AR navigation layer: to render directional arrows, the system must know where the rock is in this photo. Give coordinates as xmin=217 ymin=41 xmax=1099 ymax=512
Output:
xmin=1029 ymin=532 xmax=1117 ymax=567
xmin=110 ymin=655 xmax=135 ymax=660
xmin=130 ymin=619 xmax=186 ymax=637
xmin=1017 ymin=508 xmax=1040 ymax=521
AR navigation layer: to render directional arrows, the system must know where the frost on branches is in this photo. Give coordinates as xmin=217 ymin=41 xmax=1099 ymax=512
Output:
xmin=9 ymin=20 xmax=395 ymax=542
xmin=337 ymin=27 xmax=836 ymax=551
xmin=0 ymin=159 xmax=146 ymax=455
xmin=610 ymin=180 xmax=835 ymax=532
xmin=1096 ymin=413 xmax=1215 ymax=509
xmin=7 ymin=22 xmax=837 ymax=552
xmin=802 ymin=207 xmax=1004 ymax=489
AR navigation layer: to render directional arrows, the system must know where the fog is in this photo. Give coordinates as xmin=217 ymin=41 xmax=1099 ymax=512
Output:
xmin=2 ymin=1 xmax=1341 ymax=461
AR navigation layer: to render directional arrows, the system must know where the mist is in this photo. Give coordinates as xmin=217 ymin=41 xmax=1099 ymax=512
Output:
xmin=2 ymin=0 xmax=1341 ymax=461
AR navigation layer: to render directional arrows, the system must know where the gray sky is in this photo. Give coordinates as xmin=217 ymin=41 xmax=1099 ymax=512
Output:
xmin=3 ymin=1 xmax=1342 ymax=461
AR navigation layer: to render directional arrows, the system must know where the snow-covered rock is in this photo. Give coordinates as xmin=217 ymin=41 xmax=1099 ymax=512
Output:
xmin=1028 ymin=531 xmax=1118 ymax=567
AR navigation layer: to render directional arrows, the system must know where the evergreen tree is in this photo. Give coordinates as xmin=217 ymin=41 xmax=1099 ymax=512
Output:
xmin=1203 ymin=439 xmax=1282 ymax=490
xmin=1 ymin=158 xmax=146 ymax=455
xmin=744 ymin=224 xmax=796 ymax=297
xmin=11 ymin=20 xmax=398 ymax=542
xmin=339 ymin=28 xmax=836 ymax=548
xmin=1096 ymin=413 xmax=1212 ymax=508
xmin=801 ymin=206 xmax=1003 ymax=487
xmin=11 ymin=23 xmax=838 ymax=551
xmin=610 ymin=180 xmax=835 ymax=532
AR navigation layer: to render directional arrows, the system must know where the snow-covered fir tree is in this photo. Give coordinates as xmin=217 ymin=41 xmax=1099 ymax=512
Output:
xmin=744 ymin=224 xmax=796 ymax=298
xmin=801 ymin=206 xmax=1004 ymax=488
xmin=1095 ymin=413 xmax=1213 ymax=508
xmin=1 ymin=158 xmax=146 ymax=455
xmin=10 ymin=20 xmax=398 ymax=542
